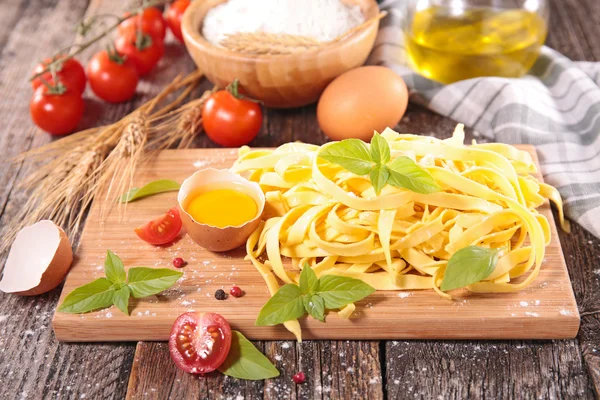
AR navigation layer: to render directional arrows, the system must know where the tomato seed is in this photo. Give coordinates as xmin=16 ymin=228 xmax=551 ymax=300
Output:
xmin=292 ymin=372 xmax=306 ymax=384
xmin=214 ymin=289 xmax=227 ymax=300
xmin=173 ymin=257 xmax=185 ymax=268
xmin=229 ymin=286 xmax=243 ymax=298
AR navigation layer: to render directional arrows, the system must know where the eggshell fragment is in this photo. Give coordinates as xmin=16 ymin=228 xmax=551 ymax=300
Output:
xmin=0 ymin=220 xmax=73 ymax=296
xmin=178 ymin=168 xmax=265 ymax=252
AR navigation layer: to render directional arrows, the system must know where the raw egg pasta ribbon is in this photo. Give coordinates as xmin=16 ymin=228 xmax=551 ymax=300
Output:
xmin=234 ymin=124 xmax=567 ymax=340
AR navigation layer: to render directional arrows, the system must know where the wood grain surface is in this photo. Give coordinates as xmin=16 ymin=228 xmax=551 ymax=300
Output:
xmin=1 ymin=0 xmax=600 ymax=399
xmin=53 ymin=146 xmax=579 ymax=342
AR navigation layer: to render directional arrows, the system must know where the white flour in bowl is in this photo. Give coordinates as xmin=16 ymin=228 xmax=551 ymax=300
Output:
xmin=202 ymin=0 xmax=366 ymax=45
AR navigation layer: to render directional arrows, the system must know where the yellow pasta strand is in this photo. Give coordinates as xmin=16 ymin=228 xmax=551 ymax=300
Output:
xmin=234 ymin=124 xmax=567 ymax=341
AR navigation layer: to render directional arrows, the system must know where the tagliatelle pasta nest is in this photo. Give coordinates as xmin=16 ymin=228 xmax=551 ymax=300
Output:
xmin=231 ymin=125 xmax=569 ymax=340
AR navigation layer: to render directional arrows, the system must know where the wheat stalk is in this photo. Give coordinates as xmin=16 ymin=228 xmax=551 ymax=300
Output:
xmin=0 ymin=70 xmax=207 ymax=263
xmin=219 ymin=11 xmax=387 ymax=56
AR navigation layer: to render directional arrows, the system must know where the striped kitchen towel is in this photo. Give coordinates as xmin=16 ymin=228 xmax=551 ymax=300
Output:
xmin=369 ymin=1 xmax=600 ymax=238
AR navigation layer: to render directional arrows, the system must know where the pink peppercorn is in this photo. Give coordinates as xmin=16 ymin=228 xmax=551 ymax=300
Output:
xmin=172 ymin=257 xmax=185 ymax=268
xmin=292 ymin=372 xmax=306 ymax=384
xmin=230 ymin=286 xmax=243 ymax=298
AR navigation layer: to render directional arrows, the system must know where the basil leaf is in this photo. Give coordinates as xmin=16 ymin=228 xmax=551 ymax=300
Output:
xmin=255 ymin=284 xmax=305 ymax=326
xmin=105 ymin=250 xmax=126 ymax=284
xmin=299 ymin=264 xmax=319 ymax=295
xmin=319 ymin=139 xmax=374 ymax=175
xmin=113 ymin=285 xmax=131 ymax=315
xmin=370 ymin=132 xmax=390 ymax=165
xmin=386 ymin=156 xmax=441 ymax=194
xmin=369 ymin=165 xmax=390 ymax=195
xmin=441 ymin=246 xmax=498 ymax=291
xmin=58 ymin=278 xmax=115 ymax=314
xmin=127 ymin=267 xmax=183 ymax=298
xmin=119 ymin=179 xmax=180 ymax=203
xmin=317 ymin=275 xmax=376 ymax=309
xmin=218 ymin=331 xmax=280 ymax=380
xmin=303 ymin=294 xmax=325 ymax=322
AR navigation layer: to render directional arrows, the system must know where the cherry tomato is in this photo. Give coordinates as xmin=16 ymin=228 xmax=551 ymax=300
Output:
xmin=169 ymin=312 xmax=232 ymax=374
xmin=87 ymin=50 xmax=138 ymax=103
xmin=135 ymin=207 xmax=182 ymax=245
xmin=118 ymin=7 xmax=166 ymax=42
xmin=115 ymin=31 xmax=164 ymax=76
xmin=30 ymin=86 xmax=84 ymax=136
xmin=31 ymin=57 xmax=86 ymax=94
xmin=202 ymin=81 xmax=263 ymax=147
xmin=165 ymin=0 xmax=190 ymax=43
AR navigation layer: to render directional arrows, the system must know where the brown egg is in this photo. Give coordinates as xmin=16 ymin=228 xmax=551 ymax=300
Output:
xmin=178 ymin=168 xmax=265 ymax=252
xmin=317 ymin=66 xmax=409 ymax=141
xmin=0 ymin=220 xmax=73 ymax=296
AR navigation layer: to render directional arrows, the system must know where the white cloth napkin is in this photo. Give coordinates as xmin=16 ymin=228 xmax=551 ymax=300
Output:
xmin=369 ymin=1 xmax=600 ymax=238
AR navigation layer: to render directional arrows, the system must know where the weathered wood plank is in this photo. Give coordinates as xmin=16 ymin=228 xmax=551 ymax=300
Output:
xmin=126 ymin=340 xmax=383 ymax=400
xmin=384 ymin=340 xmax=593 ymax=399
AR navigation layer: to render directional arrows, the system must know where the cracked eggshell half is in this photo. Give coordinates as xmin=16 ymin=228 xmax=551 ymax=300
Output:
xmin=0 ymin=220 xmax=73 ymax=296
xmin=178 ymin=168 xmax=265 ymax=252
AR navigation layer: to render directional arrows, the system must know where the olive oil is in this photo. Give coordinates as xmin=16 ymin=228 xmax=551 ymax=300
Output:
xmin=406 ymin=7 xmax=547 ymax=84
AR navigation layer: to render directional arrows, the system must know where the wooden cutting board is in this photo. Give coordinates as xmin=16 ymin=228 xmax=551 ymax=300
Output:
xmin=52 ymin=146 xmax=580 ymax=342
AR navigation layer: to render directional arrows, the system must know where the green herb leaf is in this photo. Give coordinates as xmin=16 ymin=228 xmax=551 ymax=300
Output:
xmin=58 ymin=278 xmax=115 ymax=314
xmin=255 ymin=284 xmax=305 ymax=326
xmin=317 ymin=275 xmax=376 ymax=309
xmin=105 ymin=250 xmax=126 ymax=284
xmin=299 ymin=264 xmax=319 ymax=295
xmin=440 ymin=246 xmax=499 ymax=292
xmin=370 ymin=132 xmax=390 ymax=165
xmin=386 ymin=156 xmax=441 ymax=194
xmin=369 ymin=165 xmax=390 ymax=195
xmin=127 ymin=267 xmax=183 ymax=298
xmin=113 ymin=285 xmax=131 ymax=315
xmin=218 ymin=331 xmax=280 ymax=380
xmin=303 ymin=294 xmax=325 ymax=322
xmin=319 ymin=139 xmax=374 ymax=175
xmin=119 ymin=179 xmax=180 ymax=203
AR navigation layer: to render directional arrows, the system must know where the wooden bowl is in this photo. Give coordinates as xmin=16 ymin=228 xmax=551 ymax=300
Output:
xmin=181 ymin=0 xmax=380 ymax=108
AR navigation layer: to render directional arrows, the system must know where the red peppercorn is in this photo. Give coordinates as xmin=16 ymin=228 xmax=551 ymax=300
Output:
xmin=230 ymin=286 xmax=243 ymax=298
xmin=172 ymin=257 xmax=185 ymax=268
xmin=292 ymin=372 xmax=306 ymax=384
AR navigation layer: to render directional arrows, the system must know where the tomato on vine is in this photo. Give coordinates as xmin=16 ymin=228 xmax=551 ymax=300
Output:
xmin=115 ymin=31 xmax=164 ymax=76
xmin=202 ymin=80 xmax=263 ymax=147
xmin=165 ymin=0 xmax=190 ymax=43
xmin=87 ymin=49 xmax=138 ymax=103
xmin=31 ymin=56 xmax=86 ymax=95
xmin=118 ymin=7 xmax=166 ymax=42
xmin=30 ymin=85 xmax=84 ymax=136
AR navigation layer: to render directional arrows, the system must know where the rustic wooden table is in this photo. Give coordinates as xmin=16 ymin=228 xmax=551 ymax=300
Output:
xmin=1 ymin=0 xmax=600 ymax=398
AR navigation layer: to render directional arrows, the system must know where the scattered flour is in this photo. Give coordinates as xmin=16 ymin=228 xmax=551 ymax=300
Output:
xmin=519 ymin=301 xmax=529 ymax=307
xmin=525 ymin=312 xmax=540 ymax=317
xmin=397 ymin=292 xmax=412 ymax=298
xmin=559 ymin=309 xmax=573 ymax=316
xmin=0 ymin=315 xmax=8 ymax=323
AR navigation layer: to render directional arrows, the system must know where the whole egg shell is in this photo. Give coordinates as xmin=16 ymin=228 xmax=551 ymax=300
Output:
xmin=317 ymin=66 xmax=408 ymax=142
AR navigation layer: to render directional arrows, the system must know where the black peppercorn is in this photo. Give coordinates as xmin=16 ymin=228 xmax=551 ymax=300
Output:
xmin=215 ymin=289 xmax=227 ymax=300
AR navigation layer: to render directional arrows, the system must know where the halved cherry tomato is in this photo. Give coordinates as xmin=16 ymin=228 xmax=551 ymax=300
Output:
xmin=135 ymin=207 xmax=182 ymax=245
xmin=118 ymin=7 xmax=166 ymax=42
xmin=31 ymin=56 xmax=86 ymax=94
xmin=30 ymin=86 xmax=84 ymax=136
xmin=169 ymin=312 xmax=232 ymax=374
xmin=87 ymin=50 xmax=138 ymax=103
xmin=115 ymin=31 xmax=164 ymax=76
xmin=202 ymin=80 xmax=263 ymax=147
xmin=165 ymin=0 xmax=190 ymax=43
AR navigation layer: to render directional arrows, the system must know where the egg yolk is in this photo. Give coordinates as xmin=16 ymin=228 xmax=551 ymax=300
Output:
xmin=185 ymin=189 xmax=257 ymax=228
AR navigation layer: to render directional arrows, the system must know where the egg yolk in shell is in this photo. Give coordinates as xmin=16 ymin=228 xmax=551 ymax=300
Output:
xmin=185 ymin=189 xmax=257 ymax=228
